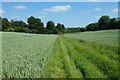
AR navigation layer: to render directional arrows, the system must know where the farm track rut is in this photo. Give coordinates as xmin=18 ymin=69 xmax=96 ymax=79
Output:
xmin=44 ymin=35 xmax=118 ymax=78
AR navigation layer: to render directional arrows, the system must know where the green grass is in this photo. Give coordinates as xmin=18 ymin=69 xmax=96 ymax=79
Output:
xmin=61 ymin=36 xmax=106 ymax=78
xmin=64 ymin=29 xmax=119 ymax=47
xmin=43 ymin=36 xmax=83 ymax=78
xmin=63 ymin=36 xmax=118 ymax=78
xmin=2 ymin=29 xmax=119 ymax=78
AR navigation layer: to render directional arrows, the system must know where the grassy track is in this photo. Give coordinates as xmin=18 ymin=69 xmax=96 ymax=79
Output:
xmin=43 ymin=36 xmax=83 ymax=78
xmin=62 ymin=36 xmax=118 ymax=78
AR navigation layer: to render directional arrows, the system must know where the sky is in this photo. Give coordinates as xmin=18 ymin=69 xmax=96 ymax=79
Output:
xmin=1 ymin=2 xmax=118 ymax=27
xmin=1 ymin=0 xmax=120 ymax=2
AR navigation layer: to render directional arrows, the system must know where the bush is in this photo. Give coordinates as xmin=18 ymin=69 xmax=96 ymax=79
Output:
xmin=5 ymin=28 xmax=15 ymax=32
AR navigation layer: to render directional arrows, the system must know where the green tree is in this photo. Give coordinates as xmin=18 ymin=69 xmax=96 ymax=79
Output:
xmin=67 ymin=27 xmax=80 ymax=33
xmin=27 ymin=16 xmax=41 ymax=29
xmin=86 ymin=23 xmax=98 ymax=31
xmin=109 ymin=18 xmax=118 ymax=29
xmin=27 ymin=16 xmax=44 ymax=33
xmin=5 ymin=28 xmax=15 ymax=32
xmin=46 ymin=21 xmax=55 ymax=30
xmin=0 ymin=17 xmax=2 ymax=31
xmin=2 ymin=18 xmax=12 ymax=31
xmin=56 ymin=23 xmax=65 ymax=33
xmin=46 ymin=21 xmax=55 ymax=34
xmin=98 ymin=15 xmax=110 ymax=30
xmin=80 ymin=27 xmax=86 ymax=32
xmin=117 ymin=18 xmax=120 ymax=29
xmin=10 ymin=20 xmax=28 ymax=32
xmin=11 ymin=20 xmax=27 ymax=28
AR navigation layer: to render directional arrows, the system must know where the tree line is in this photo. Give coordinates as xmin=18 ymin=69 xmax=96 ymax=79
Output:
xmin=0 ymin=16 xmax=65 ymax=34
xmin=0 ymin=15 xmax=120 ymax=34
xmin=67 ymin=15 xmax=120 ymax=33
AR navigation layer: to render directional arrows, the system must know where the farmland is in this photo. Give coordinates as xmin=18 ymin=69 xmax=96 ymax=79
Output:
xmin=2 ymin=29 xmax=119 ymax=78
xmin=2 ymin=32 xmax=57 ymax=78
xmin=64 ymin=29 xmax=118 ymax=47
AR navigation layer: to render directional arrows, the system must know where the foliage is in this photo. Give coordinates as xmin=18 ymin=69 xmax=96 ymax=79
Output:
xmin=86 ymin=22 xmax=98 ymax=31
xmin=56 ymin=23 xmax=65 ymax=33
xmin=67 ymin=27 xmax=81 ymax=33
xmin=2 ymin=18 xmax=12 ymax=31
xmin=1 ymin=15 xmax=120 ymax=34
xmin=66 ymin=15 xmax=120 ymax=33
xmin=46 ymin=21 xmax=55 ymax=31
xmin=27 ymin=16 xmax=45 ymax=34
xmin=5 ymin=28 xmax=15 ymax=32
xmin=98 ymin=15 xmax=110 ymax=30
xmin=11 ymin=20 xmax=27 ymax=28
xmin=79 ymin=27 xmax=86 ymax=32
xmin=109 ymin=18 xmax=119 ymax=29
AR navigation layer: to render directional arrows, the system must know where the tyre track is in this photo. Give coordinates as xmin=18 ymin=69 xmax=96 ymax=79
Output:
xmin=61 ymin=36 xmax=106 ymax=78
xmin=63 ymin=36 xmax=118 ymax=78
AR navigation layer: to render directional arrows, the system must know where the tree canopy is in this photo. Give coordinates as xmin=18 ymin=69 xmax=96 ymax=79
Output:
xmin=1 ymin=15 xmax=120 ymax=34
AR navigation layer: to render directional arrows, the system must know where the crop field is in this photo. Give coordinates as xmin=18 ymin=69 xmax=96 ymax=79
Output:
xmin=2 ymin=32 xmax=57 ymax=78
xmin=64 ymin=29 xmax=118 ymax=47
xmin=2 ymin=29 xmax=119 ymax=78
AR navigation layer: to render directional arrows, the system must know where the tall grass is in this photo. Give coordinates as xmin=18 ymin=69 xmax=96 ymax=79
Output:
xmin=62 ymin=36 xmax=106 ymax=78
xmin=43 ymin=36 xmax=83 ymax=78
xmin=64 ymin=36 xmax=118 ymax=78
xmin=64 ymin=29 xmax=119 ymax=47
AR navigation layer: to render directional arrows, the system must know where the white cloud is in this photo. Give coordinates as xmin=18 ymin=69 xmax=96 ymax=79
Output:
xmin=15 ymin=5 xmax=26 ymax=9
xmin=37 ymin=16 xmax=45 ymax=19
xmin=94 ymin=8 xmax=101 ymax=11
xmin=0 ymin=8 xmax=5 ymax=14
xmin=89 ymin=0 xmax=97 ymax=2
xmin=41 ymin=5 xmax=71 ymax=14
xmin=39 ymin=16 xmax=45 ymax=18
xmin=11 ymin=16 xmax=19 ymax=19
xmin=112 ymin=8 xmax=118 ymax=13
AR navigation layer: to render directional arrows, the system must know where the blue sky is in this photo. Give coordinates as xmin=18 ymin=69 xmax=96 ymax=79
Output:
xmin=1 ymin=2 xmax=118 ymax=27
xmin=2 ymin=0 xmax=120 ymax=2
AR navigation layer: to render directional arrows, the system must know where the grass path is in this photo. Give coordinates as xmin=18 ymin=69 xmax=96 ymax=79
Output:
xmin=44 ymin=35 xmax=118 ymax=78
xmin=43 ymin=36 xmax=83 ymax=78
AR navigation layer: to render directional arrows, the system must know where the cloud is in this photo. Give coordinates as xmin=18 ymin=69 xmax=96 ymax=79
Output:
xmin=41 ymin=5 xmax=71 ymax=14
xmin=38 ymin=16 xmax=45 ymax=18
xmin=15 ymin=5 xmax=26 ymax=9
xmin=88 ymin=0 xmax=97 ymax=2
xmin=11 ymin=16 xmax=19 ymax=19
xmin=112 ymin=8 xmax=118 ymax=13
xmin=0 ymin=8 xmax=5 ymax=14
xmin=37 ymin=16 xmax=45 ymax=19
xmin=94 ymin=8 xmax=101 ymax=11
